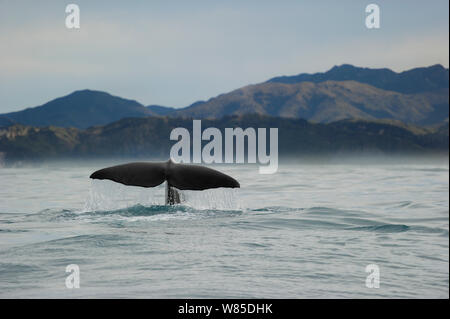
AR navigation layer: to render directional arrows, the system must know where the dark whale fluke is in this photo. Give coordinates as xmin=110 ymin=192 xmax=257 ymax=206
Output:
xmin=90 ymin=160 xmax=240 ymax=204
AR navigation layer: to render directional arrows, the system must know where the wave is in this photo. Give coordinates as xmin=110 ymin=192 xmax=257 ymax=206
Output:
xmin=3 ymin=200 xmax=447 ymax=238
xmin=347 ymin=224 xmax=410 ymax=233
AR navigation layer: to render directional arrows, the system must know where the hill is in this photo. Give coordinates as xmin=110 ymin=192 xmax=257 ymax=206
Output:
xmin=0 ymin=90 xmax=155 ymax=129
xmin=1 ymin=65 xmax=448 ymax=128
xmin=268 ymin=64 xmax=449 ymax=94
xmin=174 ymin=81 xmax=448 ymax=125
xmin=0 ymin=115 xmax=447 ymax=164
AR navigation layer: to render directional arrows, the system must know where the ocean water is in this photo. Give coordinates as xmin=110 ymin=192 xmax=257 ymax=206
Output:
xmin=0 ymin=159 xmax=448 ymax=298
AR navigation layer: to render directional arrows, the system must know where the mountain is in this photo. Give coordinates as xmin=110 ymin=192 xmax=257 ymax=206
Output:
xmin=1 ymin=65 xmax=448 ymax=128
xmin=0 ymin=115 xmax=447 ymax=163
xmin=0 ymin=90 xmax=155 ymax=129
xmin=173 ymin=80 xmax=449 ymax=125
xmin=146 ymin=105 xmax=176 ymax=116
xmin=268 ymin=64 xmax=449 ymax=94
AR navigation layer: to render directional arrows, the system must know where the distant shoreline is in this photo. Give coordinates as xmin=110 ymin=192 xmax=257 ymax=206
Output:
xmin=1 ymin=114 xmax=448 ymax=166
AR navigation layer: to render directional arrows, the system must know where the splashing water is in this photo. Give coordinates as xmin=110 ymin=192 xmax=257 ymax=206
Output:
xmin=180 ymin=187 xmax=241 ymax=210
xmin=84 ymin=179 xmax=241 ymax=212
xmin=83 ymin=179 xmax=163 ymax=212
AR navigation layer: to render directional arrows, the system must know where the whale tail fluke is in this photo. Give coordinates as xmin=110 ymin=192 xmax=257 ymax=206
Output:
xmin=90 ymin=160 xmax=240 ymax=205
xmin=89 ymin=162 xmax=166 ymax=188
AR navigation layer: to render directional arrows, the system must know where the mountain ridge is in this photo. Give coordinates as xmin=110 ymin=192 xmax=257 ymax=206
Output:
xmin=0 ymin=64 xmax=448 ymax=128
xmin=267 ymin=64 xmax=449 ymax=94
xmin=0 ymin=89 xmax=156 ymax=129
xmin=174 ymin=80 xmax=449 ymax=125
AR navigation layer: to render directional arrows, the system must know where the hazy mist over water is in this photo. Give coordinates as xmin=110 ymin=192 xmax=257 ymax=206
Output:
xmin=0 ymin=158 xmax=448 ymax=298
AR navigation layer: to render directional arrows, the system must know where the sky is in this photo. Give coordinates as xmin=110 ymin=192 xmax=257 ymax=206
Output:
xmin=0 ymin=0 xmax=448 ymax=113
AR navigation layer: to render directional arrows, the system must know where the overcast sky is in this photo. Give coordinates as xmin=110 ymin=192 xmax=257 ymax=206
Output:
xmin=0 ymin=0 xmax=448 ymax=113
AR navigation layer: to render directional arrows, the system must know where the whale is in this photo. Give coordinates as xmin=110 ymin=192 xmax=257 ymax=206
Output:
xmin=90 ymin=160 xmax=240 ymax=205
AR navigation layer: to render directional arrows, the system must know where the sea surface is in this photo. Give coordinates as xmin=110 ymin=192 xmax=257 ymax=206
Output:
xmin=0 ymin=159 xmax=448 ymax=298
